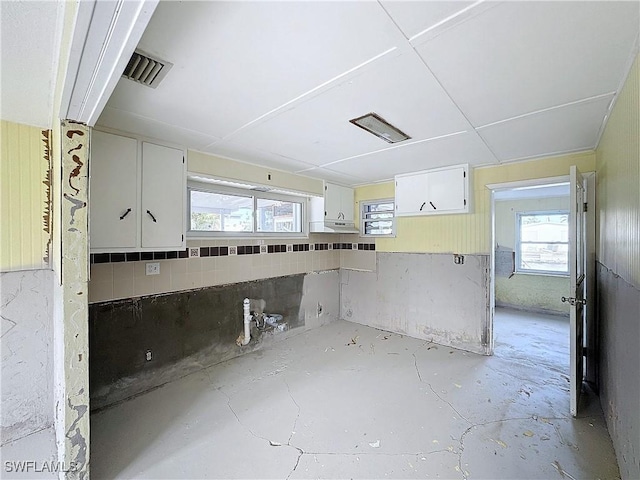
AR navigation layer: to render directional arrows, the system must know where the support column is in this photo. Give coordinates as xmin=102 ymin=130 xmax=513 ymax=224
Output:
xmin=54 ymin=121 xmax=90 ymax=479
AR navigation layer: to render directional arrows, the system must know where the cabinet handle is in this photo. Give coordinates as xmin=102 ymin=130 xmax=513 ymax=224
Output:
xmin=419 ymin=202 xmax=426 ymax=211
xmin=338 ymin=212 xmax=345 ymax=220
xmin=119 ymin=208 xmax=132 ymax=220
xmin=146 ymin=210 xmax=157 ymax=222
xmin=429 ymin=201 xmax=436 ymax=210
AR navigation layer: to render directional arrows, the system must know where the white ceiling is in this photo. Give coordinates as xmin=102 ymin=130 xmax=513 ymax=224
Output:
xmin=0 ymin=0 xmax=65 ymax=128
xmin=98 ymin=1 xmax=640 ymax=186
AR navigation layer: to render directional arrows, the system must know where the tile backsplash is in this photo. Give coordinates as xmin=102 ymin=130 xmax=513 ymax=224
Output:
xmin=89 ymin=234 xmax=376 ymax=303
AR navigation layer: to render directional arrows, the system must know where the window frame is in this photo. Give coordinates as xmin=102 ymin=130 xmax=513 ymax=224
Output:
xmin=360 ymin=198 xmax=396 ymax=238
xmin=187 ymin=181 xmax=308 ymax=238
xmin=515 ymin=210 xmax=569 ymax=276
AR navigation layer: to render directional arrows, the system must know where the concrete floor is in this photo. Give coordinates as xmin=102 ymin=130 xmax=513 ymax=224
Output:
xmin=87 ymin=308 xmax=619 ymax=479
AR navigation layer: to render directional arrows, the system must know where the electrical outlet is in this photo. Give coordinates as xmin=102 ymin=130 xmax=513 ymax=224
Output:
xmin=286 ymin=244 xmax=293 ymax=253
xmin=189 ymin=247 xmax=200 ymax=258
xmin=260 ymin=245 xmax=267 ymax=254
xmin=229 ymin=246 xmax=237 ymax=255
xmin=454 ymin=254 xmax=465 ymax=265
xmin=309 ymin=244 xmax=315 ymax=251
xmin=328 ymin=243 xmax=333 ymax=250
xmin=145 ymin=262 xmax=160 ymax=275
xmin=145 ymin=350 xmax=152 ymax=361
xmin=352 ymin=243 xmax=358 ymax=250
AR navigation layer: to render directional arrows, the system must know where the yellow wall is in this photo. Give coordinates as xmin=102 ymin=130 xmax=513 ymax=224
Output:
xmin=0 ymin=121 xmax=52 ymax=271
xmin=355 ymin=151 xmax=595 ymax=254
xmin=596 ymin=54 xmax=640 ymax=288
xmin=188 ymin=150 xmax=323 ymax=196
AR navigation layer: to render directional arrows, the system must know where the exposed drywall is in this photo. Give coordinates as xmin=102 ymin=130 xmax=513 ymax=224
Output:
xmin=89 ymin=271 xmax=339 ymax=410
xmin=55 ymin=122 xmax=90 ymax=479
xmin=354 ymin=151 xmax=595 ymax=255
xmin=494 ymin=196 xmax=570 ymax=315
xmin=0 ymin=121 xmax=52 ymax=272
xmin=596 ymin=52 xmax=639 ymax=480
xmin=1 ymin=269 xmax=54 ymax=444
xmin=340 ymin=252 xmax=490 ymax=355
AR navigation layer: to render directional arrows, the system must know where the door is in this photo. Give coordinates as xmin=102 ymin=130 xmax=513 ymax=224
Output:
xmin=426 ymin=166 xmax=466 ymax=213
xmin=141 ymin=142 xmax=185 ymax=249
xmin=395 ymin=172 xmax=428 ymax=216
xmin=89 ymin=131 xmax=138 ymax=249
xmin=565 ymin=165 xmax=586 ymax=416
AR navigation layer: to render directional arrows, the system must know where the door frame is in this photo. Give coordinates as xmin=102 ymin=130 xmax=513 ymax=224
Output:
xmin=485 ymin=173 xmax=595 ymax=370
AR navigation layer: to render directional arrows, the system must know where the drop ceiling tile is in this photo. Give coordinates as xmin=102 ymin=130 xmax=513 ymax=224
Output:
xmin=477 ymin=95 xmax=614 ymax=162
xmin=379 ymin=1 xmax=475 ymax=39
xmin=296 ymin=167 xmax=367 ymax=187
xmin=416 ymin=1 xmax=640 ymax=127
xmin=324 ymin=131 xmax=498 ymax=183
xmin=228 ymin=52 xmax=471 ymax=166
xmin=205 ymin=140 xmax=318 ymax=174
xmin=104 ymin=1 xmax=404 ymax=139
xmin=97 ymin=107 xmax=220 ymax=150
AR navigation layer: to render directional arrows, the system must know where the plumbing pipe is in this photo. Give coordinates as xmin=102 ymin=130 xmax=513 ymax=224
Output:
xmin=242 ymin=298 xmax=251 ymax=346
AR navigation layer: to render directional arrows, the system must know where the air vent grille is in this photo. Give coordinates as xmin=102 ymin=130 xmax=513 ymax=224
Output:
xmin=349 ymin=112 xmax=410 ymax=143
xmin=122 ymin=50 xmax=173 ymax=88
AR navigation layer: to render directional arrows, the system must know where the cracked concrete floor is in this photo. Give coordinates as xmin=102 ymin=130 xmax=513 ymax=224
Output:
xmin=90 ymin=309 xmax=620 ymax=479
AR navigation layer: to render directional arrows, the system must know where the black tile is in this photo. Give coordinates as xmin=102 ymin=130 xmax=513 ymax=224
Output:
xmin=253 ymin=245 xmax=260 ymax=254
xmin=166 ymin=251 xmax=178 ymax=259
xmin=220 ymin=246 xmax=228 ymax=256
xmin=268 ymin=245 xmax=275 ymax=253
xmin=141 ymin=252 xmax=154 ymax=261
xmin=94 ymin=253 xmax=110 ymax=264
xmin=364 ymin=244 xmax=370 ymax=251
xmin=332 ymin=243 xmax=338 ymax=250
xmin=358 ymin=243 xmax=364 ymax=250
xmin=111 ymin=253 xmax=126 ymax=263
xmin=281 ymin=244 xmax=286 ymax=252
xmin=238 ymin=246 xmax=246 ymax=255
xmin=293 ymin=244 xmax=299 ymax=252
xmin=304 ymin=244 xmax=309 ymax=251
xmin=200 ymin=247 xmax=210 ymax=257
xmin=126 ymin=252 xmax=140 ymax=262
xmin=178 ymin=249 xmax=188 ymax=259
xmin=153 ymin=251 xmax=167 ymax=260
xmin=210 ymin=247 xmax=219 ymax=257
xmin=370 ymin=243 xmax=376 ymax=251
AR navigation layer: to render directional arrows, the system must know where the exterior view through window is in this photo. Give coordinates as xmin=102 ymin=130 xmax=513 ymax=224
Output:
xmin=516 ymin=211 xmax=569 ymax=274
xmin=189 ymin=187 xmax=303 ymax=235
xmin=361 ymin=199 xmax=395 ymax=236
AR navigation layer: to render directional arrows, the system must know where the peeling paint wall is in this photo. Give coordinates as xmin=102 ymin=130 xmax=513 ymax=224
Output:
xmin=89 ymin=270 xmax=339 ymax=410
xmin=54 ymin=122 xmax=89 ymax=480
xmin=0 ymin=269 xmax=54 ymax=444
xmin=596 ymin=53 xmax=640 ymax=480
xmin=340 ymin=253 xmax=490 ymax=355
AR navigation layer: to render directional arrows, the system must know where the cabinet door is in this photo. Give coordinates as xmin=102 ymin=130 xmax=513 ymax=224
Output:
xmin=395 ymin=173 xmax=428 ymax=215
xmin=426 ymin=167 xmax=466 ymax=212
xmin=324 ymin=183 xmax=342 ymax=220
xmin=90 ymin=131 xmax=138 ymax=249
xmin=141 ymin=142 xmax=185 ymax=249
xmin=339 ymin=185 xmax=355 ymax=222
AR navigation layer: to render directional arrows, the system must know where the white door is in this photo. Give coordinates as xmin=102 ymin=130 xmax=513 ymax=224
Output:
xmin=565 ymin=165 xmax=586 ymax=417
xmin=141 ymin=142 xmax=185 ymax=249
xmin=395 ymin=172 xmax=428 ymax=215
xmin=426 ymin=166 xmax=466 ymax=213
xmin=89 ymin=131 xmax=138 ymax=249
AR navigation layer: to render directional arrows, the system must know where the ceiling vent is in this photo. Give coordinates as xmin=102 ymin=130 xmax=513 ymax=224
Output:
xmin=122 ymin=50 xmax=173 ymax=88
xmin=349 ymin=112 xmax=411 ymax=143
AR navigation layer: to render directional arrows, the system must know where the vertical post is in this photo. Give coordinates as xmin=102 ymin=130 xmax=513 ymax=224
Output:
xmin=55 ymin=121 xmax=90 ymax=479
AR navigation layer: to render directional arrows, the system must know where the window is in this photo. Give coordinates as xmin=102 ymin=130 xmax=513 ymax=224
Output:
xmin=516 ymin=211 xmax=569 ymax=275
xmin=188 ymin=183 xmax=305 ymax=236
xmin=361 ymin=199 xmax=395 ymax=237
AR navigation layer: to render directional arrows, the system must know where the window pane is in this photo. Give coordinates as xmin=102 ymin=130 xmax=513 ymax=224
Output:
xmin=519 ymin=214 xmax=568 ymax=242
xmin=519 ymin=242 xmax=568 ymax=273
xmin=256 ymin=198 xmax=302 ymax=233
xmin=365 ymin=202 xmax=394 ymax=213
xmin=190 ymin=190 xmax=253 ymax=232
xmin=364 ymin=220 xmax=393 ymax=235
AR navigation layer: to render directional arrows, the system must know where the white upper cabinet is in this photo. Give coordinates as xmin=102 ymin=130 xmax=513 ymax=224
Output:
xmin=395 ymin=164 xmax=471 ymax=216
xmin=90 ymin=131 xmax=138 ymax=249
xmin=324 ymin=183 xmax=354 ymax=222
xmin=90 ymin=131 xmax=186 ymax=252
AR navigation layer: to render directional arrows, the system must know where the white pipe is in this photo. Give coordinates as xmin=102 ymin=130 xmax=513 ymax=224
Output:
xmin=242 ymin=298 xmax=251 ymax=346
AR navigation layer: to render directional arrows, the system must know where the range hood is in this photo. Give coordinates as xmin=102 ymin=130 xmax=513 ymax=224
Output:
xmin=309 ymin=220 xmax=359 ymax=234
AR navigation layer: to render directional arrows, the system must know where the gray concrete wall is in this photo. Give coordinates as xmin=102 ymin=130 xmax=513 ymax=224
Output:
xmin=597 ymin=262 xmax=640 ymax=480
xmin=89 ymin=270 xmax=339 ymax=410
xmin=1 ymin=269 xmax=54 ymax=444
xmin=340 ymin=253 xmax=491 ymax=355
